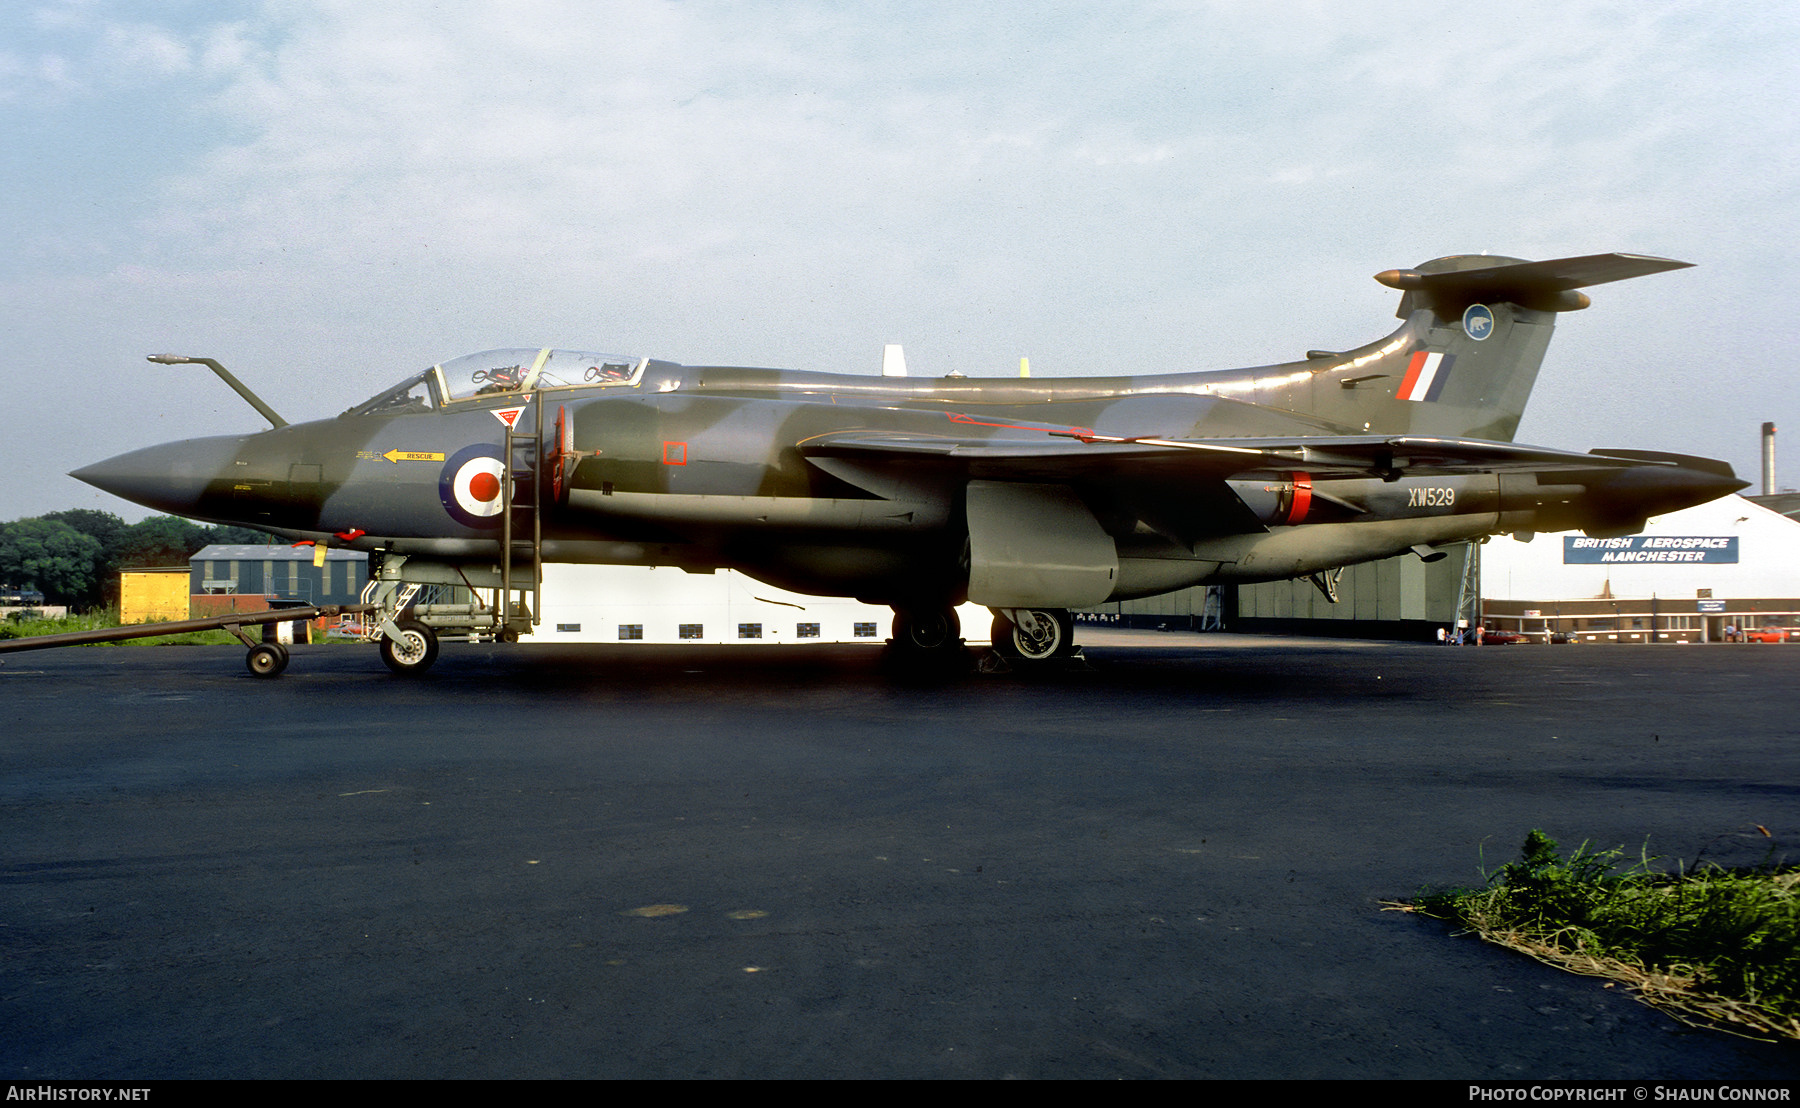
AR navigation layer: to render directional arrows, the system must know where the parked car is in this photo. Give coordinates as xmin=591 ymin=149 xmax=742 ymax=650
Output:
xmin=1481 ymin=628 xmax=1528 ymax=645
xmin=1744 ymin=627 xmax=1796 ymax=644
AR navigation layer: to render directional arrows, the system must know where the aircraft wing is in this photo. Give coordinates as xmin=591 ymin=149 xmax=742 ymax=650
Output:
xmin=801 ymin=431 xmax=1722 ymax=545
xmin=801 ymin=429 xmax=1665 ymax=483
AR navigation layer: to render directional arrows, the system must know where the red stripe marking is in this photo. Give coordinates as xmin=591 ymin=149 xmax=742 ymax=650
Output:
xmin=1397 ymin=351 xmax=1427 ymax=400
xmin=948 ymin=412 xmax=1095 ymax=437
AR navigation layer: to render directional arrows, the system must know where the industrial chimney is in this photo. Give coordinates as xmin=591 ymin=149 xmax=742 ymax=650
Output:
xmin=1764 ymin=421 xmax=1777 ymax=497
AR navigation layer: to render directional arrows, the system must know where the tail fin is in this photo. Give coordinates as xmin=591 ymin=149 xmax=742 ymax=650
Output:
xmin=1270 ymin=252 xmax=1691 ymax=442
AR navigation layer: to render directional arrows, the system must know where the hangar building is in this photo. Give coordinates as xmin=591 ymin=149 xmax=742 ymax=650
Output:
xmin=190 ymin=544 xmax=370 ymax=606
xmin=1479 ymin=495 xmax=1800 ymax=644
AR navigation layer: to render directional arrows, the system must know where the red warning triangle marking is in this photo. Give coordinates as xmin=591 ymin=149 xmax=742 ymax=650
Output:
xmin=491 ymin=406 xmax=527 ymax=428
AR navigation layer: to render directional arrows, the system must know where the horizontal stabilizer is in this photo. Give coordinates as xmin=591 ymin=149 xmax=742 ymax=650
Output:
xmin=1376 ymin=252 xmax=1692 ymax=315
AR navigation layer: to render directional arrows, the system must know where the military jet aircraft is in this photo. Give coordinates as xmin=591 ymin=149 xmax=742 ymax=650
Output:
xmin=73 ymin=251 xmax=1747 ymax=673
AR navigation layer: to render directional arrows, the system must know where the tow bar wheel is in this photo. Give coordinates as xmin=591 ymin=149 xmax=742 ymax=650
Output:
xmin=379 ymin=619 xmax=440 ymax=675
xmin=245 ymin=642 xmax=289 ymax=678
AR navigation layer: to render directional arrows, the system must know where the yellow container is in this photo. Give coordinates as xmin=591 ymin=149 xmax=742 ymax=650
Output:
xmin=119 ymin=568 xmax=191 ymax=624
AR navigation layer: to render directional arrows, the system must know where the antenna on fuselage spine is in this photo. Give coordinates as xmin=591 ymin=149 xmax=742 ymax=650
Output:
xmin=882 ymin=344 xmax=907 ymax=377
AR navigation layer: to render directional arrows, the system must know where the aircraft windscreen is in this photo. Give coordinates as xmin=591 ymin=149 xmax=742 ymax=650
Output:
xmin=348 ymin=371 xmax=437 ymax=416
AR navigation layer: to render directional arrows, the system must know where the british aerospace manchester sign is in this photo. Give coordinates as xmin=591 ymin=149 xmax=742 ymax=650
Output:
xmin=1564 ymin=536 xmax=1739 ymax=564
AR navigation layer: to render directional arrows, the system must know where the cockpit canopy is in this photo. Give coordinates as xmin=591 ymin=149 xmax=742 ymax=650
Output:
xmin=350 ymin=348 xmax=646 ymax=415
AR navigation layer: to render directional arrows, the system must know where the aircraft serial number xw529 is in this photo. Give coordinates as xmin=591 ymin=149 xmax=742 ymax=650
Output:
xmin=75 ymin=251 xmax=1746 ymax=672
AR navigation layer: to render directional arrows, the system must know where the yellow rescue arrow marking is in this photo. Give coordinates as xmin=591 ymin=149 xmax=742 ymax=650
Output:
xmin=379 ymin=449 xmax=446 ymax=463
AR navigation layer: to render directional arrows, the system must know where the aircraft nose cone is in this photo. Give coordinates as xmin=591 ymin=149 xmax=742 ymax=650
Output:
xmin=71 ymin=435 xmax=252 ymax=516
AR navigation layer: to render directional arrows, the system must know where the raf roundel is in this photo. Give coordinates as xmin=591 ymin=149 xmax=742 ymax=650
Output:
xmin=439 ymin=444 xmax=508 ymax=528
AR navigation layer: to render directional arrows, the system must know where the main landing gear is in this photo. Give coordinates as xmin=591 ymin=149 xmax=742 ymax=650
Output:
xmin=885 ymin=604 xmax=1084 ymax=673
xmin=886 ymin=605 xmax=967 ymax=672
xmin=990 ymin=608 xmax=1078 ymax=664
xmin=892 ymin=606 xmax=960 ymax=653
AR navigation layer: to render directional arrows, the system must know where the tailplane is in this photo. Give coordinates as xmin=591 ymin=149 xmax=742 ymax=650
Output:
xmin=1260 ymin=252 xmax=1692 ymax=442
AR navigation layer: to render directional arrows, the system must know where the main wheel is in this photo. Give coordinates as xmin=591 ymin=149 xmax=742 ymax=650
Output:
xmin=992 ymin=608 xmax=1074 ymax=662
xmin=892 ymin=606 xmax=961 ymax=653
xmin=379 ymin=619 xmax=440 ymax=675
xmin=246 ymin=642 xmax=289 ymax=678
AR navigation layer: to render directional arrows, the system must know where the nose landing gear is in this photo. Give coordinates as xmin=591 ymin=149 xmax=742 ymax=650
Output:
xmin=378 ymin=618 xmax=440 ymax=675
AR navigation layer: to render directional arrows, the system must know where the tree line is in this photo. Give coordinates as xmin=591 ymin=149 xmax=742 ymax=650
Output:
xmin=0 ymin=511 xmax=275 ymax=610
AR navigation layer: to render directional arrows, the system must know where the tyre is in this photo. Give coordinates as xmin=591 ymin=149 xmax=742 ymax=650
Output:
xmin=379 ymin=619 xmax=440 ymax=675
xmin=892 ymin=606 xmax=961 ymax=653
xmin=246 ymin=642 xmax=289 ymax=678
xmin=992 ymin=608 xmax=1073 ymax=662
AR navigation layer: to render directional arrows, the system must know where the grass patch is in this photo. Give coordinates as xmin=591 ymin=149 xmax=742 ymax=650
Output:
xmin=1399 ymin=829 xmax=1800 ymax=1042
xmin=1 ymin=609 xmax=117 ymax=639
xmin=1 ymin=608 xmax=265 ymax=647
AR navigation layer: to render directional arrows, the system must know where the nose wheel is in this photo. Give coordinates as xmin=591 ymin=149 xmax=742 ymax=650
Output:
xmin=379 ymin=618 xmax=440 ymax=675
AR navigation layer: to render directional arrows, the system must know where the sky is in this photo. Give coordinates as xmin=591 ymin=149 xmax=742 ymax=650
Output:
xmin=4 ymin=0 xmax=1797 ymax=523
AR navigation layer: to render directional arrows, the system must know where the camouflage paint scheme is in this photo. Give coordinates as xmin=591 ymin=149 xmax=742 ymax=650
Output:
xmin=74 ymin=253 xmax=1748 ymax=662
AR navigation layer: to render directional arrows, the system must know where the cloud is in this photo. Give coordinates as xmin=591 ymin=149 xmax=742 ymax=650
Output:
xmin=2 ymin=0 xmax=1798 ymax=520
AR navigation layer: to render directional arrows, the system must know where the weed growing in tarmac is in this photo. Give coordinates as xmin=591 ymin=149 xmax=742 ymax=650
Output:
xmin=1397 ymin=829 xmax=1800 ymax=1042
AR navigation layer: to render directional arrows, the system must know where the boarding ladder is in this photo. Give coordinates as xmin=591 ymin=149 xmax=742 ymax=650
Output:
xmin=356 ymin=578 xmax=420 ymax=640
xmin=499 ymin=394 xmax=545 ymax=638
xmin=1199 ymin=585 xmax=1225 ymax=632
xmin=1452 ymin=540 xmax=1481 ymax=639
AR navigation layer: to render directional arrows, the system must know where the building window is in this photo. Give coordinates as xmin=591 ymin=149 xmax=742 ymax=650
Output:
xmin=618 ymin=624 xmax=643 ymax=640
xmin=679 ymin=623 xmax=704 ymax=640
xmin=738 ymin=623 xmax=762 ymax=639
xmin=853 ymin=622 xmax=878 ymax=638
xmin=797 ymin=622 xmax=820 ymax=639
